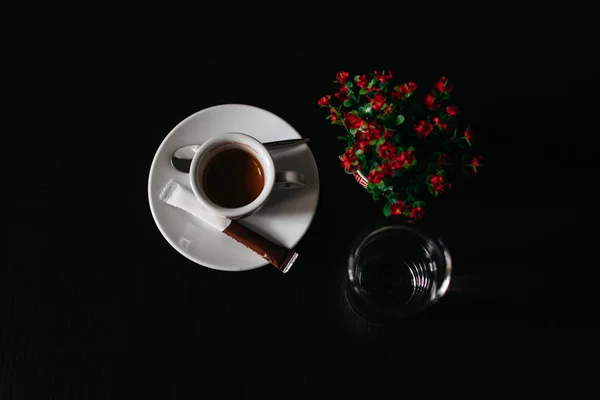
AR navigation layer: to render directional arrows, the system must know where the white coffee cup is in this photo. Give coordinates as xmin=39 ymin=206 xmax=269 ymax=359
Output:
xmin=190 ymin=132 xmax=305 ymax=220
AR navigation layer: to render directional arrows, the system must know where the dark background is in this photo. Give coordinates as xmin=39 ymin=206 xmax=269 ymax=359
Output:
xmin=1 ymin=2 xmax=598 ymax=398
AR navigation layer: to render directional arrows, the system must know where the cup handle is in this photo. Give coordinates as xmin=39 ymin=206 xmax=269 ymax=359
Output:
xmin=274 ymin=171 xmax=305 ymax=189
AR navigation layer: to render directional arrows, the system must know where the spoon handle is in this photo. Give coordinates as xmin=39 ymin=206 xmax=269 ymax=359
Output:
xmin=264 ymin=138 xmax=310 ymax=150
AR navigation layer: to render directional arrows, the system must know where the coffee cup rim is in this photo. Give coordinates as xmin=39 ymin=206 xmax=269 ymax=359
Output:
xmin=189 ymin=132 xmax=275 ymax=219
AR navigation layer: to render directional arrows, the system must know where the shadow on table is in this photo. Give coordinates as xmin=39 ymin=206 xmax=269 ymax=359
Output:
xmin=333 ymin=267 xmax=558 ymax=337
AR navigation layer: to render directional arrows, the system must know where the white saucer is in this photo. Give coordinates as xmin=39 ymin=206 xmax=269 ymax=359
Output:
xmin=148 ymin=104 xmax=320 ymax=272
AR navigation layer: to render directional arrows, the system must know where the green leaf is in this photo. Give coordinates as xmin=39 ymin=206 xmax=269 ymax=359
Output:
xmin=407 ymin=146 xmax=414 ymax=152
xmin=355 ymin=149 xmax=364 ymax=156
xmin=396 ymin=115 xmax=405 ymax=125
xmin=380 ymin=81 xmax=389 ymax=92
xmin=377 ymin=181 xmax=385 ymax=189
xmin=373 ymin=192 xmax=380 ymax=201
xmin=337 ymin=135 xmax=349 ymax=142
xmin=358 ymin=106 xmax=366 ymax=116
xmin=359 ymin=88 xmax=369 ymax=95
xmin=366 ymin=183 xmax=374 ymax=193
xmin=346 ymin=81 xmax=353 ymax=89
xmin=343 ymin=99 xmax=353 ymax=107
xmin=383 ymin=202 xmax=391 ymax=216
xmin=350 ymin=110 xmax=359 ymax=116
xmin=369 ymin=77 xmax=378 ymax=87
xmin=368 ymin=159 xmax=378 ymax=171
xmin=349 ymin=128 xmax=358 ymax=135
xmin=354 ymin=75 xmax=360 ymax=82
xmin=376 ymin=137 xmax=385 ymax=145
xmin=413 ymin=201 xmax=426 ymax=208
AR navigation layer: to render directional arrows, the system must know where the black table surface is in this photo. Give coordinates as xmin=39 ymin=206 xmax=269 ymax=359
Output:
xmin=2 ymin=5 xmax=598 ymax=398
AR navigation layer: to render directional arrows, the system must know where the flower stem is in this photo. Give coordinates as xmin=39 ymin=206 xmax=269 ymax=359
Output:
xmin=332 ymin=106 xmax=352 ymax=137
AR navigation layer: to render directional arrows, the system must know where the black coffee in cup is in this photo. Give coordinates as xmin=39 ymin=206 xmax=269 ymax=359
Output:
xmin=201 ymin=148 xmax=264 ymax=208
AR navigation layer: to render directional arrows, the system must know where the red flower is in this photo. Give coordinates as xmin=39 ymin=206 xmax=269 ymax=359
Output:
xmin=391 ymin=81 xmax=418 ymax=100
xmin=389 ymin=149 xmax=416 ymax=170
xmin=433 ymin=116 xmax=448 ymax=131
xmin=464 ymin=128 xmax=475 ymax=144
xmin=410 ymin=206 xmax=425 ymax=220
xmin=368 ymin=164 xmax=393 ymax=184
xmin=329 ymin=108 xmax=338 ymax=121
xmin=402 ymin=81 xmax=417 ymax=93
xmin=356 ymin=75 xmax=368 ymax=88
xmin=363 ymin=122 xmax=382 ymax=141
xmin=446 ymin=105 xmax=458 ymax=116
xmin=384 ymin=129 xmax=394 ymax=140
xmin=336 ymin=71 xmax=350 ymax=83
xmin=382 ymin=104 xmax=393 ymax=117
xmin=424 ymin=93 xmax=439 ymax=110
xmin=340 ymin=147 xmax=358 ymax=173
xmin=345 ymin=114 xmax=365 ymax=130
xmin=389 ymin=152 xmax=405 ymax=169
xmin=356 ymin=137 xmax=371 ymax=151
xmin=371 ymin=93 xmax=386 ymax=111
xmin=429 ymin=174 xmax=446 ymax=194
xmin=318 ymin=95 xmax=331 ymax=107
xmin=435 ymin=76 xmax=453 ymax=93
xmin=335 ymin=85 xmax=349 ymax=101
xmin=374 ymin=70 xmax=392 ymax=82
xmin=414 ymin=120 xmax=434 ymax=138
xmin=390 ymin=200 xmax=406 ymax=216
xmin=468 ymin=156 xmax=484 ymax=174
xmin=403 ymin=149 xmax=416 ymax=165
xmin=378 ymin=142 xmax=396 ymax=160
xmin=437 ymin=153 xmax=450 ymax=167
xmin=429 ymin=174 xmax=443 ymax=186
xmin=367 ymin=169 xmax=383 ymax=184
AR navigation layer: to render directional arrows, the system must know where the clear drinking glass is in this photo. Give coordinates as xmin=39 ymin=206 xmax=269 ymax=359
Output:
xmin=345 ymin=216 xmax=452 ymax=323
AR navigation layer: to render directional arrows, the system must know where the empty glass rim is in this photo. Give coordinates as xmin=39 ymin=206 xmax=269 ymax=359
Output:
xmin=347 ymin=222 xmax=453 ymax=302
